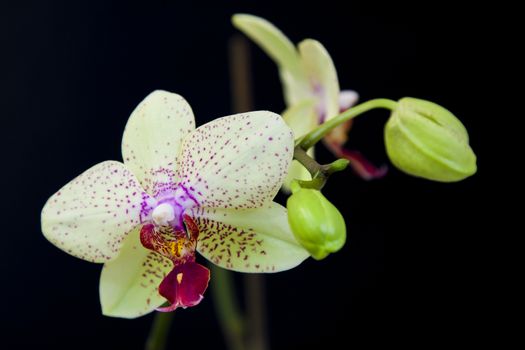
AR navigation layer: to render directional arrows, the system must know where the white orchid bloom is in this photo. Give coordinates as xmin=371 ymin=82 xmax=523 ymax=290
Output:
xmin=41 ymin=91 xmax=309 ymax=318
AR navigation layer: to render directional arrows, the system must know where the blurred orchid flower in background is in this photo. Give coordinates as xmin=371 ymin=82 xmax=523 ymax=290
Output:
xmin=41 ymin=90 xmax=309 ymax=318
xmin=233 ymin=14 xmax=387 ymax=190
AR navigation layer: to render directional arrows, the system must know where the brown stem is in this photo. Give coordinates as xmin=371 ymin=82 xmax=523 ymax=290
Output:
xmin=292 ymin=147 xmax=349 ymax=191
xmin=145 ymin=312 xmax=173 ymax=350
xmin=293 ymin=147 xmax=323 ymax=177
xmin=210 ymin=265 xmax=246 ymax=350
xmin=244 ymin=274 xmax=268 ymax=350
xmin=229 ymin=34 xmax=253 ymax=112
xmin=228 ymin=34 xmax=269 ymax=350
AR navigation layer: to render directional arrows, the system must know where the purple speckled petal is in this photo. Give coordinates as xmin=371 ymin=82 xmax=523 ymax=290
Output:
xmin=175 ymin=112 xmax=294 ymax=210
xmin=41 ymin=161 xmax=151 ymax=263
xmin=99 ymin=226 xmax=173 ymax=318
xmin=193 ymin=203 xmax=309 ymax=273
xmin=122 ymin=90 xmax=196 ymax=195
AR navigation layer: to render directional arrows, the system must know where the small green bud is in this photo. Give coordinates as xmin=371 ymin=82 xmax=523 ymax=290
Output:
xmin=287 ymin=184 xmax=346 ymax=260
xmin=384 ymin=97 xmax=477 ymax=182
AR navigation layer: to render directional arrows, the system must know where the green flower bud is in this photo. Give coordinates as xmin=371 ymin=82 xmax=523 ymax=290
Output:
xmin=287 ymin=184 xmax=346 ymax=260
xmin=384 ymin=97 xmax=477 ymax=182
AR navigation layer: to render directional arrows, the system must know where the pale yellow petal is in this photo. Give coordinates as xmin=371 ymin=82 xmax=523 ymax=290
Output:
xmin=282 ymin=99 xmax=319 ymax=138
xmin=232 ymin=14 xmax=302 ymax=79
xmin=41 ymin=161 xmax=148 ymax=263
xmin=100 ymin=227 xmax=173 ymax=318
xmin=194 ymin=202 xmax=309 ymax=273
xmin=175 ymin=111 xmax=294 ymax=209
xmin=232 ymin=14 xmax=311 ymax=105
xmin=298 ymin=39 xmax=340 ymax=120
xmin=122 ymin=90 xmax=195 ymax=195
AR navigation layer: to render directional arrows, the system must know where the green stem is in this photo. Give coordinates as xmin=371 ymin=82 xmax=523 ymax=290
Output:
xmin=293 ymin=147 xmax=323 ymax=178
xmin=210 ymin=265 xmax=246 ymax=350
xmin=145 ymin=312 xmax=174 ymax=350
xmin=244 ymin=274 xmax=268 ymax=350
xmin=299 ymin=98 xmax=397 ymax=150
xmin=292 ymin=147 xmax=350 ymax=191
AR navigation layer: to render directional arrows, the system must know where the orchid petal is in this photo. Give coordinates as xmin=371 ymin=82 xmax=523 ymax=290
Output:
xmin=339 ymin=90 xmax=359 ymax=111
xmin=122 ymin=90 xmax=195 ymax=195
xmin=157 ymin=262 xmax=210 ymax=312
xmin=232 ymin=14 xmax=303 ymax=82
xmin=282 ymin=99 xmax=318 ymax=138
xmin=41 ymin=161 xmax=150 ymax=263
xmin=99 ymin=226 xmax=173 ymax=318
xmin=298 ymin=39 xmax=340 ymax=121
xmin=232 ymin=14 xmax=310 ymax=105
xmin=324 ymin=141 xmax=388 ymax=180
xmin=340 ymin=149 xmax=388 ymax=180
xmin=176 ymin=112 xmax=294 ymax=209
xmin=193 ymin=202 xmax=310 ymax=273
xmin=325 ymin=90 xmax=360 ymax=146
xmin=324 ymin=118 xmax=353 ymax=150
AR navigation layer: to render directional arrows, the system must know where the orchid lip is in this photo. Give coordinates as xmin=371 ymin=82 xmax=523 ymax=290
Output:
xmin=140 ymin=215 xmax=208 ymax=311
xmin=156 ymin=261 xmax=210 ymax=312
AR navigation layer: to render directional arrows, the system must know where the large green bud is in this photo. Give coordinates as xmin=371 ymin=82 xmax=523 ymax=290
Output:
xmin=384 ymin=97 xmax=477 ymax=182
xmin=287 ymin=183 xmax=346 ymax=260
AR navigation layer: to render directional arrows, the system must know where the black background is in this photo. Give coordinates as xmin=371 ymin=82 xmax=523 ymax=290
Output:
xmin=1 ymin=1 xmax=491 ymax=349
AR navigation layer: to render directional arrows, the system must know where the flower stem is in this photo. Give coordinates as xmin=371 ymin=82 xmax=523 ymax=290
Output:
xmin=299 ymin=98 xmax=397 ymax=150
xmin=244 ymin=274 xmax=268 ymax=350
xmin=226 ymin=33 xmax=269 ymax=350
xmin=293 ymin=147 xmax=350 ymax=190
xmin=145 ymin=312 xmax=173 ymax=350
xmin=293 ymin=147 xmax=323 ymax=178
xmin=210 ymin=265 xmax=246 ymax=350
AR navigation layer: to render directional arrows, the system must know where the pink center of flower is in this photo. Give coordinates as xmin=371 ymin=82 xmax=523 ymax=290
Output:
xmin=146 ymin=184 xmax=200 ymax=230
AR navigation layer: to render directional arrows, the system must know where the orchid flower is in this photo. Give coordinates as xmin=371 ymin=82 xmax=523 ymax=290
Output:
xmin=233 ymin=14 xmax=387 ymax=189
xmin=41 ymin=90 xmax=309 ymax=318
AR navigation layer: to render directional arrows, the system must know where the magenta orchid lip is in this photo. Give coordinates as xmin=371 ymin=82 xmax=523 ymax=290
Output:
xmin=140 ymin=215 xmax=209 ymax=311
